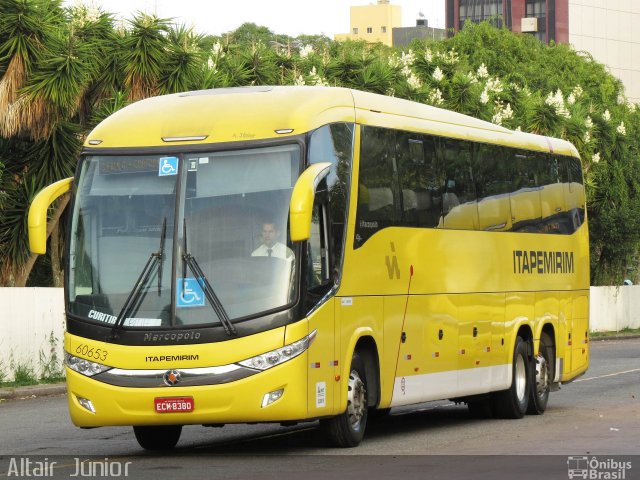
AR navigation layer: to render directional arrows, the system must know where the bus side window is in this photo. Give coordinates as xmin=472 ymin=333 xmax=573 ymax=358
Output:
xmin=396 ymin=132 xmax=441 ymax=228
xmin=355 ymin=126 xmax=401 ymax=247
xmin=475 ymin=144 xmax=513 ymax=232
xmin=438 ymin=138 xmax=478 ymax=230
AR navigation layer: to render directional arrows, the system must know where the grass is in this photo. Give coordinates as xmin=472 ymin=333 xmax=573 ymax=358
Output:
xmin=589 ymin=327 xmax=640 ymax=338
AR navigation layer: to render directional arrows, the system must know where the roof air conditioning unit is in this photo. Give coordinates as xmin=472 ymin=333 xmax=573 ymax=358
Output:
xmin=521 ymin=17 xmax=538 ymax=32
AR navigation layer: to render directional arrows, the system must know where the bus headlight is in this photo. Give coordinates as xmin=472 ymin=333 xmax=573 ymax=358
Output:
xmin=64 ymin=352 xmax=111 ymax=377
xmin=237 ymin=330 xmax=317 ymax=371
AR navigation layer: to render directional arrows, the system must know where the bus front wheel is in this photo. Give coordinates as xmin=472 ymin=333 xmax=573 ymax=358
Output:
xmin=492 ymin=336 xmax=530 ymax=419
xmin=320 ymin=352 xmax=368 ymax=447
xmin=133 ymin=425 xmax=182 ymax=450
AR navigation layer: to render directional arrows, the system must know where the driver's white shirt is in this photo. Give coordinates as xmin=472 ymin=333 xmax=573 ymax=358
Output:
xmin=251 ymin=242 xmax=293 ymax=260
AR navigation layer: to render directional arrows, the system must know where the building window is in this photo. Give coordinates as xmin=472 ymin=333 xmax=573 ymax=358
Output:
xmin=367 ymin=27 xmax=373 ymax=33
xmin=381 ymin=26 xmax=387 ymax=33
xmin=353 ymin=27 xmax=359 ymax=34
xmin=459 ymin=0 xmax=503 ymax=30
xmin=526 ymin=0 xmax=546 ymax=42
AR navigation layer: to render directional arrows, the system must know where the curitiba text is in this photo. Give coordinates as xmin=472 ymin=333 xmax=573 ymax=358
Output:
xmin=513 ymin=250 xmax=574 ymax=274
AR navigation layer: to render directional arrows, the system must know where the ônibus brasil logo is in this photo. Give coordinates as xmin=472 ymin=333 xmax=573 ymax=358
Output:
xmin=567 ymin=456 xmax=632 ymax=479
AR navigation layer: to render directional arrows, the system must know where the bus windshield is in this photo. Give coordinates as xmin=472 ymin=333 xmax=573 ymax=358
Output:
xmin=68 ymin=144 xmax=301 ymax=330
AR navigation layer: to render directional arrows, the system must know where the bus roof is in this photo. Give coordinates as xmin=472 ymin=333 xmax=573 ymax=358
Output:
xmin=86 ymin=86 xmax=579 ymax=157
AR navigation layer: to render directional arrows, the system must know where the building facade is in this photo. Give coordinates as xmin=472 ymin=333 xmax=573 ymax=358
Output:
xmin=445 ymin=0 xmax=640 ymax=102
xmin=335 ymin=0 xmax=402 ymax=46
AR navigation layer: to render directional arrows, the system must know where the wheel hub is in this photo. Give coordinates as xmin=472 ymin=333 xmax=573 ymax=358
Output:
xmin=535 ymin=353 xmax=549 ymax=397
xmin=347 ymin=370 xmax=366 ymax=430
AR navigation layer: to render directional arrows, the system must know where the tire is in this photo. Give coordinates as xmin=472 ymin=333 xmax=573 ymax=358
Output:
xmin=527 ymin=332 xmax=553 ymax=415
xmin=133 ymin=425 xmax=182 ymax=451
xmin=320 ymin=352 xmax=368 ymax=447
xmin=492 ymin=336 xmax=530 ymax=419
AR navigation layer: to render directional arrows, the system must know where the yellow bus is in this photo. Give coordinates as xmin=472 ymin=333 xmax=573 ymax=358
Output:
xmin=29 ymin=86 xmax=589 ymax=449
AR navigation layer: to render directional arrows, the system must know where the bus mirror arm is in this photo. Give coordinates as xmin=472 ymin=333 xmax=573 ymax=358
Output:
xmin=28 ymin=177 xmax=74 ymax=254
xmin=289 ymin=162 xmax=332 ymax=242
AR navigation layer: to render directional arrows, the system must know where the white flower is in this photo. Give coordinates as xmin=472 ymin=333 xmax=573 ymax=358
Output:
xmin=294 ymin=74 xmax=306 ymax=86
xmin=299 ymin=44 xmax=314 ymax=58
xmin=480 ymin=88 xmax=489 ymax=104
xmin=584 ymin=131 xmax=591 ymax=143
xmin=617 ymin=94 xmax=626 ymax=105
xmin=492 ymin=102 xmax=513 ymax=126
xmin=407 ymin=73 xmax=422 ymax=90
xmin=388 ymin=55 xmax=401 ymax=69
xmin=432 ymin=66 xmax=444 ymax=82
xmin=424 ymin=48 xmax=433 ymax=63
xmin=545 ymin=89 xmax=571 ymax=118
xmin=207 ymin=57 xmax=214 ymax=70
xmin=400 ymin=49 xmax=416 ymax=68
xmin=567 ymin=93 xmax=576 ymax=105
xmin=592 ymin=152 xmax=600 ymax=163
xmin=572 ymin=85 xmax=583 ymax=98
xmin=515 ymin=126 xmax=522 ymax=132
xmin=585 ymin=116 xmax=593 ymax=130
xmin=477 ymin=63 xmax=489 ymax=79
xmin=467 ymin=72 xmax=478 ymax=84
xmin=212 ymin=42 xmax=224 ymax=58
xmin=429 ymin=88 xmax=444 ymax=105
xmin=485 ymin=77 xmax=503 ymax=94
xmin=308 ymin=66 xmax=329 ymax=86
xmin=628 ymin=102 xmax=637 ymax=113
xmin=440 ymin=49 xmax=459 ymax=65
xmin=602 ymin=109 xmax=611 ymax=122
xmin=70 ymin=1 xmax=101 ymax=29
xmin=502 ymin=102 xmax=514 ymax=120
xmin=616 ymin=121 xmax=626 ymax=135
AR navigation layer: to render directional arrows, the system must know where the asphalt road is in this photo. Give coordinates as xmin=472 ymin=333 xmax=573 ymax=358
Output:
xmin=1 ymin=338 xmax=638 ymax=480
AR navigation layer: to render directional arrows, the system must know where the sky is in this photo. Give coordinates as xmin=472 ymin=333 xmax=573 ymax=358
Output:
xmin=70 ymin=0 xmax=446 ymax=38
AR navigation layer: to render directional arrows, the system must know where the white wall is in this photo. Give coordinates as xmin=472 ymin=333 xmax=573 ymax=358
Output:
xmin=0 ymin=288 xmax=65 ymax=382
xmin=0 ymin=286 xmax=638 ymax=381
xmin=589 ymin=285 xmax=640 ymax=332
xmin=569 ymin=0 xmax=640 ymax=103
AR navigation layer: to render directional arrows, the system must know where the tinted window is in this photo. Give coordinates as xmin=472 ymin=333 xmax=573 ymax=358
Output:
xmin=396 ymin=132 xmax=442 ymax=228
xmin=355 ymin=126 xmax=401 ymax=247
xmin=439 ymin=138 xmax=478 ymax=230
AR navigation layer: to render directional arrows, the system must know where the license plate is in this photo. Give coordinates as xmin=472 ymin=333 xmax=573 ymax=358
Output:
xmin=154 ymin=397 xmax=194 ymax=413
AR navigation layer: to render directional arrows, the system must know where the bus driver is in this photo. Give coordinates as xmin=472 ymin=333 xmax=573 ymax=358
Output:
xmin=251 ymin=221 xmax=294 ymax=260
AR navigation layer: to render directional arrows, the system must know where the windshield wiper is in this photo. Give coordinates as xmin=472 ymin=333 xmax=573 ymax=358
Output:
xmin=110 ymin=217 xmax=167 ymax=339
xmin=182 ymin=219 xmax=237 ymax=336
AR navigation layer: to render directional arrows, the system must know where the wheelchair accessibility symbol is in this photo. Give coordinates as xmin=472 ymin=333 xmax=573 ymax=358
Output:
xmin=176 ymin=278 xmax=205 ymax=308
xmin=158 ymin=156 xmax=178 ymax=176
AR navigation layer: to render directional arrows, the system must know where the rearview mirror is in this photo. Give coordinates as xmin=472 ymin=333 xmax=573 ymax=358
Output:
xmin=289 ymin=163 xmax=331 ymax=241
xmin=28 ymin=177 xmax=73 ymax=254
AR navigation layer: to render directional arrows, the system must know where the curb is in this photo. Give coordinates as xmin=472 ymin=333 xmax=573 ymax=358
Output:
xmin=0 ymin=383 xmax=66 ymax=401
xmin=590 ymin=334 xmax=640 ymax=342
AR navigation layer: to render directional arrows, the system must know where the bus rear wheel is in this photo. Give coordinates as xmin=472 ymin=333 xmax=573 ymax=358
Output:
xmin=133 ymin=425 xmax=182 ymax=450
xmin=320 ymin=352 xmax=368 ymax=447
xmin=527 ymin=332 xmax=553 ymax=415
xmin=492 ymin=336 xmax=530 ymax=419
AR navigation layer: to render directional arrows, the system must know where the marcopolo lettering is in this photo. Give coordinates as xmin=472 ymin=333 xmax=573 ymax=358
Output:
xmin=143 ymin=331 xmax=201 ymax=342
xmin=513 ymin=250 xmax=574 ymax=274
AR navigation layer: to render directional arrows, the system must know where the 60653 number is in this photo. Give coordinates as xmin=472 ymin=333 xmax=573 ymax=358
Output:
xmin=75 ymin=344 xmax=108 ymax=362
